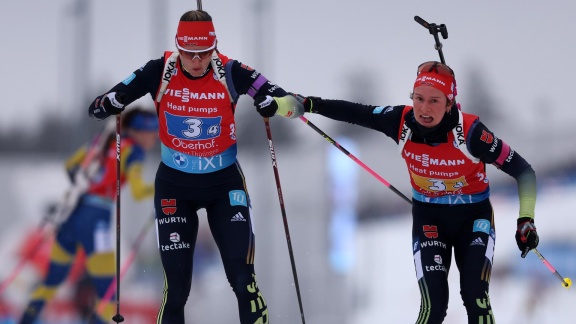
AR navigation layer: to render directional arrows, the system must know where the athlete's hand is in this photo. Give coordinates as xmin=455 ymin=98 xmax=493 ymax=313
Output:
xmin=89 ymin=92 xmax=126 ymax=120
xmin=515 ymin=217 xmax=539 ymax=258
xmin=254 ymin=95 xmax=278 ymax=118
xmin=289 ymin=93 xmax=319 ymax=113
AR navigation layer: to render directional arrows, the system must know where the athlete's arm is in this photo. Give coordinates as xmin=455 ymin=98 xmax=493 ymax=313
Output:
xmin=228 ymin=60 xmax=288 ymax=99
xmin=308 ymin=98 xmax=405 ymax=143
xmin=64 ymin=145 xmax=87 ymax=182
xmin=123 ymin=146 xmax=154 ymax=201
xmin=99 ymin=58 xmax=165 ymax=107
xmin=468 ymin=121 xmax=536 ymax=218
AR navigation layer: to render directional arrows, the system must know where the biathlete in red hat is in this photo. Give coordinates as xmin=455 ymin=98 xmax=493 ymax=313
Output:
xmin=88 ymin=9 xmax=304 ymax=324
xmin=255 ymin=61 xmax=540 ymax=324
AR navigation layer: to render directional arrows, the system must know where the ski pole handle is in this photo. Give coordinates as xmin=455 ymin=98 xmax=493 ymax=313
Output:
xmin=414 ymin=16 xmax=448 ymax=64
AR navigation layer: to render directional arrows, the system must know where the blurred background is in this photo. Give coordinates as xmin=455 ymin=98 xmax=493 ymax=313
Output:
xmin=1 ymin=0 xmax=576 ymax=323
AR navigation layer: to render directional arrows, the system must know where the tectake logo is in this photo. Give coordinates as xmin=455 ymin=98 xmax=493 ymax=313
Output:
xmin=161 ymin=232 xmax=191 ymax=251
xmin=505 ymin=149 xmax=515 ymax=163
xmin=434 ymin=255 xmax=442 ymax=265
xmin=425 ymin=254 xmax=446 ymax=272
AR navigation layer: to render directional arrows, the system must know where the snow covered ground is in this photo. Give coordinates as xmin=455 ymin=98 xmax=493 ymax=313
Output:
xmin=0 ymin=154 xmax=575 ymax=323
xmin=351 ymin=184 xmax=576 ymax=324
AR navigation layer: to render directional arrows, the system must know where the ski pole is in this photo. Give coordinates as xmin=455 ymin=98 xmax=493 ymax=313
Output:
xmin=263 ymin=118 xmax=306 ymax=324
xmin=531 ymin=248 xmax=572 ymax=289
xmin=112 ymin=114 xmax=124 ymax=323
xmin=299 ymin=116 xmax=412 ymax=205
xmin=95 ymin=215 xmax=155 ymax=315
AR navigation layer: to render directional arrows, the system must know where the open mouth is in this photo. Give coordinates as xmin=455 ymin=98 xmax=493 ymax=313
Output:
xmin=420 ymin=115 xmax=434 ymax=124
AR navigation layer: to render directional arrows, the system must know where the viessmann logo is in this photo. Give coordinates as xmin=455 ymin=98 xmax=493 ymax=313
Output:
xmin=178 ymin=36 xmax=209 ymax=42
xmin=161 ymin=232 xmax=191 ymax=251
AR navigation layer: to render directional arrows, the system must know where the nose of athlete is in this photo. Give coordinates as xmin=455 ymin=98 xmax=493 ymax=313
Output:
xmin=189 ymin=53 xmax=202 ymax=61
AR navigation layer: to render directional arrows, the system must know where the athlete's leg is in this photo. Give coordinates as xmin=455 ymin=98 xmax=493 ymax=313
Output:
xmin=412 ymin=202 xmax=453 ymax=324
xmin=154 ymin=187 xmax=199 ymax=324
xmin=20 ymin=211 xmax=79 ymax=324
xmin=454 ymin=202 xmax=495 ymax=324
xmin=78 ymin=205 xmax=115 ymax=324
xmin=207 ymin=187 xmax=268 ymax=324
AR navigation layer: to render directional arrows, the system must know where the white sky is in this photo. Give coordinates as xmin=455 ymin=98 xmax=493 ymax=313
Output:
xmin=2 ymin=0 xmax=575 ymax=131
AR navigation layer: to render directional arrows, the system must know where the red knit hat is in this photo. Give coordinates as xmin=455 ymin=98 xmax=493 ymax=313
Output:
xmin=413 ymin=61 xmax=457 ymax=101
xmin=175 ymin=21 xmax=217 ymax=50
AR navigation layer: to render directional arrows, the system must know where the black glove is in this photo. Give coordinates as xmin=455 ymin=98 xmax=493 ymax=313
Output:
xmin=89 ymin=92 xmax=126 ymax=120
xmin=288 ymin=93 xmax=319 ymax=113
xmin=254 ymin=95 xmax=278 ymax=118
xmin=515 ymin=217 xmax=539 ymax=258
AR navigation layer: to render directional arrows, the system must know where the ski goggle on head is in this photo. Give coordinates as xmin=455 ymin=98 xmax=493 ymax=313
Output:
xmin=414 ymin=61 xmax=457 ymax=101
xmin=177 ymin=46 xmax=215 ymax=60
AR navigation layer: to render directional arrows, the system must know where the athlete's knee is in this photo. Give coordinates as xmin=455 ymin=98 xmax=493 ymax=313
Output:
xmin=417 ymin=301 xmax=448 ymax=324
xmin=43 ymin=241 xmax=75 ymax=286
xmin=223 ymin=260 xmax=268 ymax=323
xmin=461 ymin=287 xmax=494 ymax=321
xmin=30 ymin=285 xmax=59 ymax=302
xmin=415 ymin=278 xmax=449 ymax=323
xmin=162 ymin=280 xmax=190 ymax=310
xmin=86 ymin=252 xmax=115 ymax=276
xmin=460 ymin=284 xmax=490 ymax=308
xmin=50 ymin=241 xmax=75 ymax=264
xmin=224 ymin=260 xmax=258 ymax=294
xmin=85 ymin=252 xmax=116 ymax=297
xmin=229 ymin=271 xmax=266 ymax=308
xmin=157 ymin=284 xmax=188 ymax=323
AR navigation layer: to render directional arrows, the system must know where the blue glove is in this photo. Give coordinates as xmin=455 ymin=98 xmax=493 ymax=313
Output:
xmin=515 ymin=217 xmax=539 ymax=258
xmin=89 ymin=92 xmax=126 ymax=120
